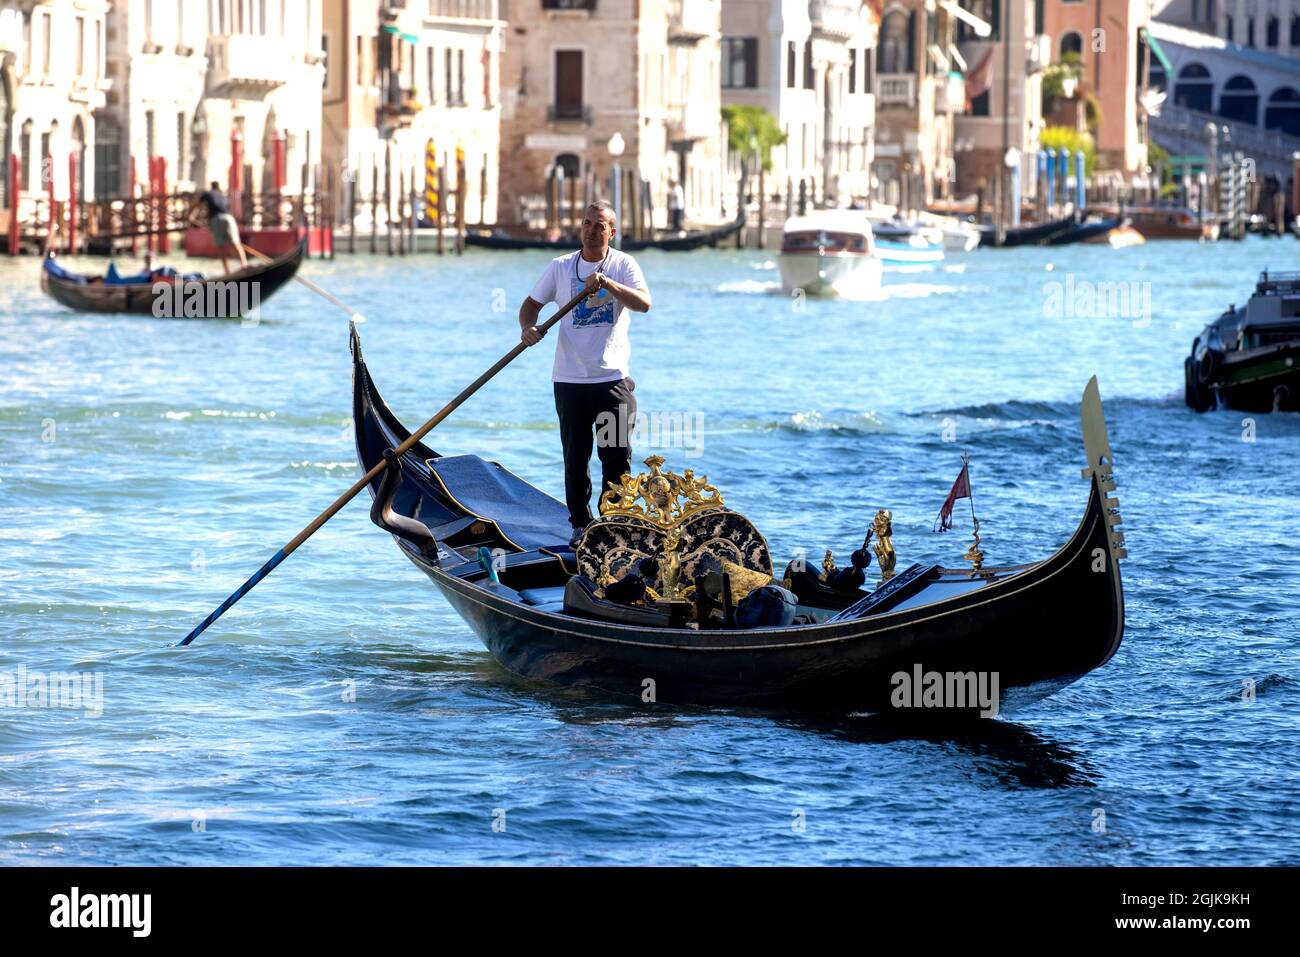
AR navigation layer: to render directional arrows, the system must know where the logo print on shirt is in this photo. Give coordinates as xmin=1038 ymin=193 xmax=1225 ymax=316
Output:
xmin=570 ymin=276 xmax=616 ymax=327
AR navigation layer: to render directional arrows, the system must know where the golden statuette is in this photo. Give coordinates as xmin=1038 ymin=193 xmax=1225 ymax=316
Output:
xmin=598 ymin=455 xmax=724 ymax=529
xmin=964 ymin=516 xmax=984 ymax=574
xmin=660 ymin=525 xmax=684 ymax=601
xmin=872 ymin=509 xmax=897 ymax=584
xmin=822 ymin=549 xmax=836 ymax=575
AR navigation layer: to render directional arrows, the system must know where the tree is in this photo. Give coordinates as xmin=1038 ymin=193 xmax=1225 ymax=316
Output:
xmin=1039 ymin=125 xmax=1097 ymax=174
xmin=721 ymin=105 xmax=787 ymax=172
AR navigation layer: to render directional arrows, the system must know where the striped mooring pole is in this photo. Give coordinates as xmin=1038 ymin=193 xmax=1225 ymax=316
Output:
xmin=424 ymin=138 xmax=438 ymax=228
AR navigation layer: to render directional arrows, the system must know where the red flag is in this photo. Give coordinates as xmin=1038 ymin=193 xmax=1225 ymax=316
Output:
xmin=934 ymin=463 xmax=971 ymax=532
xmin=965 ymin=49 xmax=994 ymax=110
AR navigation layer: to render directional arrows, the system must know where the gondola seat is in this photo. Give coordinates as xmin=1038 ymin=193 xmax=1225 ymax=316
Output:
xmin=562 ymin=575 xmax=676 ymax=627
xmin=518 ymin=586 xmax=567 ymax=608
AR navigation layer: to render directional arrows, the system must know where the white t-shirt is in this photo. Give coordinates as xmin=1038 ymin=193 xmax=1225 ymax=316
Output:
xmin=528 ymin=248 xmax=648 ymax=383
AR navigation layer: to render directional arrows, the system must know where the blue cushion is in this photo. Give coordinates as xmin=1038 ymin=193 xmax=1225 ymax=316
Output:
xmin=518 ymin=587 xmax=567 ymax=607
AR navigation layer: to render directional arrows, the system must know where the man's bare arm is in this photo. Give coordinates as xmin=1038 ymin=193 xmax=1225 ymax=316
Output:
xmin=519 ymin=297 xmax=545 ymax=345
xmin=585 ymin=274 xmax=651 ymax=313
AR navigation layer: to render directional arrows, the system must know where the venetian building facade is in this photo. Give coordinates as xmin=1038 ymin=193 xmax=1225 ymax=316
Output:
xmin=1042 ymin=0 xmax=1151 ymax=175
xmin=497 ymin=0 xmax=724 ymax=228
xmin=98 ymin=1 xmax=324 ymax=201
xmin=872 ymin=0 xmax=958 ymax=209
xmin=951 ymin=0 xmax=1047 ymax=195
xmin=667 ymin=0 xmax=724 ymax=222
xmin=721 ymin=0 xmax=877 ymax=208
xmin=322 ymin=0 xmax=504 ymax=226
xmin=0 ymin=0 xmax=109 ymax=212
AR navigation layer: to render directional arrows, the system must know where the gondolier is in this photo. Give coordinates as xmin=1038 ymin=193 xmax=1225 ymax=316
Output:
xmin=518 ymin=200 xmax=653 ymax=547
xmin=185 ymin=182 xmax=248 ymax=273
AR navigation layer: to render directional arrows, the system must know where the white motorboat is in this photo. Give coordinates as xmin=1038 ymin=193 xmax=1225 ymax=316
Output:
xmin=777 ymin=212 xmax=883 ymax=297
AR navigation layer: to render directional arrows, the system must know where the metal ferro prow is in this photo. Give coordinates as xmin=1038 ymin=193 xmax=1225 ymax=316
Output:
xmin=1079 ymin=376 xmax=1127 ymax=562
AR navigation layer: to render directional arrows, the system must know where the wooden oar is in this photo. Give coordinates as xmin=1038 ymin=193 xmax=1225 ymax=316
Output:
xmin=177 ymin=287 xmax=587 ymax=647
xmin=240 ymin=241 xmax=361 ymax=320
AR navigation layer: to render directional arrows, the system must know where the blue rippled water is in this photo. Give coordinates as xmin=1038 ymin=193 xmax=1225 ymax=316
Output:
xmin=1 ymin=238 xmax=1298 ymax=865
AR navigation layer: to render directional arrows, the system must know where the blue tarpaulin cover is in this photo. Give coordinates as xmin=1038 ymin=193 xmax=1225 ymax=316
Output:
xmin=427 ymin=454 xmax=572 ymax=551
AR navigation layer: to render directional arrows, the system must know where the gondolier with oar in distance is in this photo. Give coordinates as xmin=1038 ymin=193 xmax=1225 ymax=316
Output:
xmin=519 ymin=200 xmax=653 ymax=549
xmin=184 ymin=182 xmax=248 ymax=274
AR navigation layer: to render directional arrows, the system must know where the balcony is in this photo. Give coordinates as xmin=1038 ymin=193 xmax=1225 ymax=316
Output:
xmin=810 ymin=0 xmax=862 ymax=41
xmin=668 ymin=0 xmax=716 ymax=44
xmin=668 ymin=98 xmax=718 ymax=142
xmin=207 ymin=34 xmax=290 ymax=96
xmin=548 ymin=104 xmax=592 ymax=124
xmin=877 ymin=74 xmax=915 ymax=107
xmin=426 ymin=0 xmax=501 ymax=21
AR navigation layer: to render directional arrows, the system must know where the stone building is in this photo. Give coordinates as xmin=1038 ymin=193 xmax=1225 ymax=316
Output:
xmin=322 ymin=0 xmax=504 ymax=227
xmin=0 ymin=0 xmax=109 ymax=212
xmin=93 ymin=1 xmax=324 ymax=203
xmin=721 ymin=0 xmax=878 ymax=209
xmin=950 ymin=0 xmax=1048 ymax=196
xmin=497 ymin=0 xmax=725 ymax=229
xmin=1041 ymin=0 xmax=1151 ymax=175
xmin=872 ymin=0 xmax=960 ymax=209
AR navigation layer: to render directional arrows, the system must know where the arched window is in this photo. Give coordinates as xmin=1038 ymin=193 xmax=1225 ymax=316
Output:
xmin=1060 ymin=31 xmax=1083 ymax=59
xmin=1174 ymin=63 xmax=1213 ymax=112
xmin=879 ymin=10 xmax=912 ymax=75
xmin=1247 ymin=16 xmax=1255 ymax=46
xmin=553 ymin=153 xmax=580 ymax=179
xmin=1218 ymin=75 xmax=1258 ymax=125
xmin=1264 ymin=87 xmax=1300 ymax=137
xmin=1266 ymin=15 xmax=1279 ymax=47
xmin=1292 ymin=15 xmax=1300 ymax=46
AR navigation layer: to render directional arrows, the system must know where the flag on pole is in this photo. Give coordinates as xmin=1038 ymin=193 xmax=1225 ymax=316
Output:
xmin=934 ymin=460 xmax=972 ymax=532
xmin=964 ymin=48 xmax=994 ymax=110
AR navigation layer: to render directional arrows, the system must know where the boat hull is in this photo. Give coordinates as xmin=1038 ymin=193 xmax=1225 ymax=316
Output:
xmin=777 ymin=251 xmax=882 ymax=297
xmin=411 ymin=475 xmax=1120 ymax=712
xmin=41 ymin=241 xmax=306 ymax=316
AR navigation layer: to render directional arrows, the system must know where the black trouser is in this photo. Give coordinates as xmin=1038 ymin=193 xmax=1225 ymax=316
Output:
xmin=553 ymin=377 xmax=637 ymax=529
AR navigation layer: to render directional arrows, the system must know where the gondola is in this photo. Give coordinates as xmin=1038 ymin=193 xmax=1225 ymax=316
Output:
xmin=1185 ymin=269 xmax=1300 ymax=413
xmin=464 ymin=215 xmax=744 ymax=253
xmin=351 ymin=325 xmax=1127 ymax=715
xmin=40 ymin=240 xmax=306 ymax=316
xmin=977 ymin=214 xmax=1076 ymax=248
xmin=1047 ymin=217 xmax=1122 ymax=246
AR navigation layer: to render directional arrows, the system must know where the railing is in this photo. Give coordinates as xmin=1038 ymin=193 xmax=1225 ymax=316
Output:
xmin=427 ymin=0 xmax=500 ymax=20
xmin=207 ymin=34 xmax=291 ymax=92
xmin=548 ymin=104 xmax=592 ymax=123
xmin=877 ymin=74 xmax=915 ymax=107
xmin=810 ymin=0 xmax=861 ymax=40
xmin=1153 ymin=102 xmax=1300 ymax=160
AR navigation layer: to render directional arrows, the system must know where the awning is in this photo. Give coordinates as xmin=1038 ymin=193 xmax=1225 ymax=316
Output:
xmin=940 ymin=0 xmax=991 ymax=38
xmin=1141 ymin=26 xmax=1173 ymax=74
xmin=381 ymin=24 xmax=419 ymax=44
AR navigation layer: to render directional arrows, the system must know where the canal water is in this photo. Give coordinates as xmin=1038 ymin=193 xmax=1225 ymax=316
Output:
xmin=1 ymin=238 xmax=1297 ymax=865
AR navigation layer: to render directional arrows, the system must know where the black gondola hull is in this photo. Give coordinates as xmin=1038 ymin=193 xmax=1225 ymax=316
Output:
xmin=40 ymin=240 xmax=306 ymax=316
xmin=406 ymin=479 xmax=1120 ymax=713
